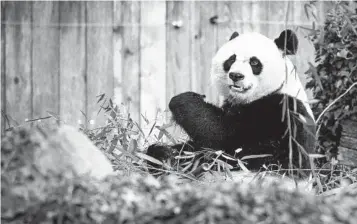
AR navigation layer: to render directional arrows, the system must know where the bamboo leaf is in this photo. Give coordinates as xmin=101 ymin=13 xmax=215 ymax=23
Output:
xmin=141 ymin=114 xmax=150 ymax=125
xmin=216 ymin=159 xmax=234 ymax=170
xmin=224 ymin=167 xmax=234 ymax=180
xmin=235 ymin=148 xmax=243 ymax=154
xmin=155 ymin=126 xmax=177 ymax=144
xmin=96 ymin=93 xmax=105 ymax=103
xmin=241 ymin=154 xmax=272 ymax=161
xmin=136 ymin=152 xmax=163 ymax=166
xmin=116 ymin=146 xmax=138 ymax=161
xmin=174 ymin=154 xmax=195 ymax=160
xmin=108 ymin=136 xmax=119 ymax=153
xmin=237 ymin=159 xmax=250 ymax=172
xmin=221 ymin=154 xmax=237 ymax=161
xmin=46 ymin=111 xmax=60 ymax=121
xmin=308 ymin=154 xmax=326 ymax=159
xmin=127 ymin=139 xmax=138 ymax=153
xmin=148 ymin=121 xmax=157 ymax=137
xmin=181 ymin=162 xmax=193 ymax=172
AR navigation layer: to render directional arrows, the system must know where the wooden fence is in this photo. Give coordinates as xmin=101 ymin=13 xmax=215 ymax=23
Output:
xmin=1 ymin=1 xmax=334 ymax=133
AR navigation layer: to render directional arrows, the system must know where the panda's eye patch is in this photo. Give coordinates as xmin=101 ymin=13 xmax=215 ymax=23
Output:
xmin=223 ymin=54 xmax=236 ymax=72
xmin=249 ymin=57 xmax=263 ymax=75
xmin=249 ymin=57 xmax=259 ymax=66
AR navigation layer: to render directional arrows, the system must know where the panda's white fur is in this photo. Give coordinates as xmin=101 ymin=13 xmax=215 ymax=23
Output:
xmin=210 ymin=32 xmax=314 ymax=120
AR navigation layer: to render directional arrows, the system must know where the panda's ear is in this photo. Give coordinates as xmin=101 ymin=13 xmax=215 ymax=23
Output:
xmin=229 ymin=31 xmax=239 ymax=41
xmin=274 ymin=29 xmax=298 ymax=55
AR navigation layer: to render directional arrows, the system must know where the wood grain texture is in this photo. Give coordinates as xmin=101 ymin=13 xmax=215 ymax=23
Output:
xmin=86 ymin=1 xmax=114 ymax=127
xmin=191 ymin=1 xmax=217 ymax=104
xmin=341 ymin=119 xmax=357 ymax=140
xmin=291 ymin=0 xmax=316 ymax=88
xmin=165 ymin=1 xmax=193 ymax=139
xmin=337 ymin=146 xmax=357 ymax=167
xmin=59 ymin=2 xmax=86 ymax=127
xmin=0 ymin=1 xmax=338 ymax=131
xmin=241 ymin=1 xmax=255 ymax=33
xmin=1 ymin=1 xmax=6 ymax=132
xmin=32 ymin=1 xmax=60 ymax=119
xmin=140 ymin=1 xmax=166 ymax=133
xmin=266 ymin=1 xmax=289 ymax=39
xmin=4 ymin=1 xmax=33 ymax=127
xmin=338 ymin=118 xmax=357 ymax=166
xmin=166 ymin=1 xmax=192 ymax=102
xmin=120 ymin=1 xmax=141 ymax=124
xmin=216 ymin=1 xmax=243 ymax=48
xmin=253 ymin=0 xmax=270 ymax=35
xmin=113 ymin=1 xmax=123 ymax=107
xmin=340 ymin=135 xmax=357 ymax=151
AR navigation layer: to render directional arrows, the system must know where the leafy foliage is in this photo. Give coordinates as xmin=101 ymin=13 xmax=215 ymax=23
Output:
xmin=2 ymin=128 xmax=357 ymax=224
xmin=305 ymin=1 xmax=357 ymax=160
xmin=79 ymin=95 xmax=253 ymax=179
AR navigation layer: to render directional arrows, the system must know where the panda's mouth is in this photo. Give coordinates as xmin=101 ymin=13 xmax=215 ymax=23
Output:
xmin=230 ymin=84 xmax=252 ymax=93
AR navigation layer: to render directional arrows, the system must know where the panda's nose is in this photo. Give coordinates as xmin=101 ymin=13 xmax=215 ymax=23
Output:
xmin=229 ymin=72 xmax=244 ymax=82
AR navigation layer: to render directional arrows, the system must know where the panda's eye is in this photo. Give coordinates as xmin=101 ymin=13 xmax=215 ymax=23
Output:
xmin=249 ymin=57 xmax=263 ymax=75
xmin=249 ymin=57 xmax=260 ymax=66
xmin=223 ymin=54 xmax=236 ymax=72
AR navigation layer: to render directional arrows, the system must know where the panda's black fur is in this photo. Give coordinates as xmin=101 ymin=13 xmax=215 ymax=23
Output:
xmin=147 ymin=30 xmax=316 ymax=173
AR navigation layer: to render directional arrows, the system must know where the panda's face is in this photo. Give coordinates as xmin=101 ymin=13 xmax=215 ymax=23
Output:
xmin=211 ymin=32 xmax=294 ymax=104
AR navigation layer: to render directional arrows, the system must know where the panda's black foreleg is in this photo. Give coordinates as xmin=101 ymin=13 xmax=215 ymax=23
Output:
xmin=168 ymin=91 xmax=230 ymax=149
xmin=146 ymin=91 xmax=232 ymax=172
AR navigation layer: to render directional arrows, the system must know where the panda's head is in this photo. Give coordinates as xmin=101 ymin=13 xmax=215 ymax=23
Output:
xmin=211 ymin=29 xmax=307 ymax=105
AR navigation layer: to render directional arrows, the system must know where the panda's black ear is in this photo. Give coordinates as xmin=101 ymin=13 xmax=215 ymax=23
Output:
xmin=274 ymin=29 xmax=298 ymax=55
xmin=229 ymin=31 xmax=239 ymax=41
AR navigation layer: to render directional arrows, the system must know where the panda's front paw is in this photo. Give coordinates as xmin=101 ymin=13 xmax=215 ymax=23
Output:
xmin=168 ymin=92 xmax=206 ymax=123
xmin=169 ymin=92 xmax=206 ymax=111
xmin=146 ymin=144 xmax=176 ymax=175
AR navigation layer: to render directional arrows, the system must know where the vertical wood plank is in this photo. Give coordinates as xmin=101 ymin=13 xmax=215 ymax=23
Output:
xmin=216 ymin=1 xmax=231 ymax=47
xmin=216 ymin=1 xmax=244 ymax=48
xmin=140 ymin=1 xmax=166 ymax=133
xmin=4 ymin=1 xmax=32 ymax=127
xmin=191 ymin=1 xmax=218 ymax=103
xmin=319 ymin=1 xmax=334 ymax=24
xmin=166 ymin=1 xmax=192 ymax=139
xmin=252 ymin=1 xmax=270 ymax=35
xmin=166 ymin=1 xmax=192 ymax=102
xmin=86 ymin=1 xmax=114 ymax=127
xmin=113 ymin=1 xmax=123 ymax=107
xmin=291 ymin=0 xmax=316 ymax=91
xmin=32 ymin=1 xmax=59 ymax=119
xmin=1 ymin=1 xmax=6 ymax=132
xmin=119 ymin=1 xmax=141 ymax=124
xmin=59 ymin=2 xmax=86 ymax=127
xmin=241 ymin=1 xmax=255 ymax=33
xmin=267 ymin=1 xmax=289 ymax=39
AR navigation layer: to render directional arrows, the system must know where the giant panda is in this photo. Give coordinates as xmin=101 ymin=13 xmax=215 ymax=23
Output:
xmin=147 ymin=29 xmax=316 ymax=174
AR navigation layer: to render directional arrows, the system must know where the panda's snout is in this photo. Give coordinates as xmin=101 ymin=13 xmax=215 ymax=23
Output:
xmin=229 ymin=72 xmax=244 ymax=82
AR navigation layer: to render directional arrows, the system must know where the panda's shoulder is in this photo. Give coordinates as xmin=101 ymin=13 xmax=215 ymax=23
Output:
xmin=259 ymin=93 xmax=308 ymax=109
xmin=249 ymin=93 xmax=313 ymax=119
xmin=262 ymin=94 xmax=316 ymax=127
xmin=278 ymin=94 xmax=314 ymax=119
xmin=222 ymin=93 xmax=312 ymax=118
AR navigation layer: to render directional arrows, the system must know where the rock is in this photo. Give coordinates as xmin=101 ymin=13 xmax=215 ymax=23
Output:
xmin=1 ymin=125 xmax=114 ymax=220
xmin=35 ymin=125 xmax=114 ymax=179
